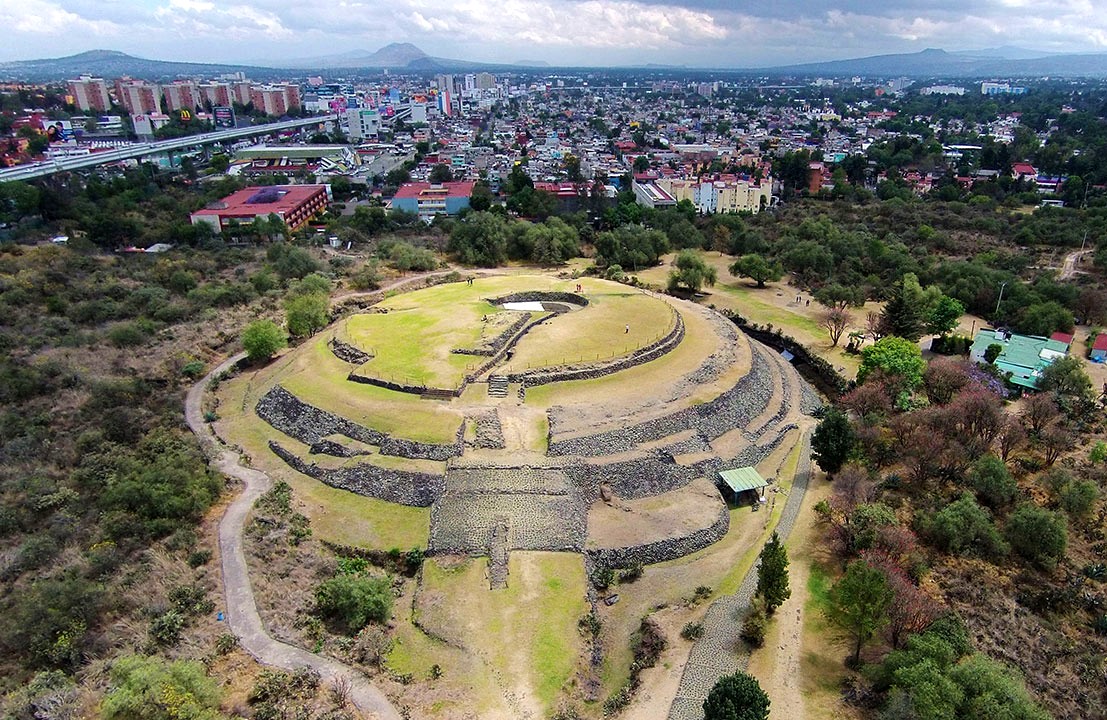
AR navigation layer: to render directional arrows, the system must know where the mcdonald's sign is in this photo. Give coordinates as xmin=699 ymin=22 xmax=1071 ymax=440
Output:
xmin=180 ymin=110 xmax=191 ymax=122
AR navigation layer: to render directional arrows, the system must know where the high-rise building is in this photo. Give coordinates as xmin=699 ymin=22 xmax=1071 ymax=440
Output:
xmin=199 ymin=82 xmax=233 ymax=108
xmin=438 ymin=89 xmax=452 ymax=116
xmin=163 ymin=81 xmax=200 ymax=112
xmin=475 ymin=72 xmax=495 ymax=91
xmin=115 ymin=78 xmax=162 ymax=115
xmin=232 ymin=81 xmax=253 ymax=105
xmin=67 ymin=75 xmax=111 ymax=112
xmin=346 ymin=108 xmax=380 ymax=140
xmin=249 ymin=84 xmax=301 ymax=116
xmin=436 ymin=74 xmax=456 ymax=96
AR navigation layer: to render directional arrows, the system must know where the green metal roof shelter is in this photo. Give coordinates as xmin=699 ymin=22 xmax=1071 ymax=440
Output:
xmin=717 ymin=467 xmax=769 ymax=505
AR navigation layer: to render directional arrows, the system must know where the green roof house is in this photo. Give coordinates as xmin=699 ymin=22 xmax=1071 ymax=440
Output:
xmin=970 ymin=328 xmax=1069 ymax=390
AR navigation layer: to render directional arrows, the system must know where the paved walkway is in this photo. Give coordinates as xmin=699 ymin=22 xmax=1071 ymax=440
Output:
xmin=667 ymin=432 xmax=814 ymax=720
xmin=186 ymin=354 xmax=401 ymax=720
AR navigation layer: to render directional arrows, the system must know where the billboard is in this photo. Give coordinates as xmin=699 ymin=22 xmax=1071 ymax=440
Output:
xmin=213 ymin=106 xmax=236 ymax=129
xmin=45 ymin=120 xmax=74 ymax=143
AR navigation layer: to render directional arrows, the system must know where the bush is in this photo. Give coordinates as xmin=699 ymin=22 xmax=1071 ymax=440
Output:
xmin=740 ymin=596 xmax=768 ymax=648
xmin=681 ymin=622 xmax=704 ymax=641
xmin=703 ymin=672 xmax=770 ymax=720
xmin=1005 ymin=503 xmax=1067 ymax=568
xmin=102 ymin=656 xmax=222 ymax=720
xmin=967 ymin=455 xmax=1017 ymax=508
xmin=925 ymin=494 xmax=1008 ymax=558
xmin=314 ymin=573 xmax=393 ymax=633
xmin=148 ymin=610 xmax=186 ymax=646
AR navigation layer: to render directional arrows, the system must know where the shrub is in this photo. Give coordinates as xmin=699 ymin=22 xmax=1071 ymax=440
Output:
xmin=101 ymin=656 xmax=222 ymax=720
xmin=740 ymin=596 xmax=768 ymax=648
xmin=681 ymin=622 xmax=704 ymax=641
xmin=314 ymin=573 xmax=393 ymax=633
xmin=703 ymin=672 xmax=770 ymax=720
xmin=967 ymin=454 xmax=1017 ymax=508
xmin=1005 ymin=503 xmax=1067 ymax=568
xmin=925 ymin=494 xmax=1008 ymax=558
xmin=148 ymin=610 xmax=185 ymax=647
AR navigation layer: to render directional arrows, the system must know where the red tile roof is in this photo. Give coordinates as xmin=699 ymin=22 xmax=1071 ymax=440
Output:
xmin=1050 ymin=332 xmax=1074 ymax=345
xmin=203 ymin=185 xmax=326 ymax=215
xmin=1093 ymin=334 xmax=1107 ymax=351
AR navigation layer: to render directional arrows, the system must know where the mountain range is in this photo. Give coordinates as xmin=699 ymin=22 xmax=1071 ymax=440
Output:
xmin=4 ymin=44 xmax=1107 ymax=81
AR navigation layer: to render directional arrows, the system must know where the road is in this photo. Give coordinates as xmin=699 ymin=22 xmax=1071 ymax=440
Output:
xmin=185 ymin=354 xmax=401 ymax=720
xmin=1059 ymin=247 xmax=1093 ymax=281
xmin=0 ymin=114 xmax=338 ymax=182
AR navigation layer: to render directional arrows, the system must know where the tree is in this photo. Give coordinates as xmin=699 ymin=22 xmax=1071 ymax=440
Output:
xmin=858 ymin=337 xmax=927 ymax=393
xmin=812 ymin=408 xmax=855 ymax=475
xmin=1022 ymin=393 xmax=1060 ymax=435
xmin=967 ymin=454 xmax=1017 ymax=508
xmin=429 ymin=163 xmax=454 ymax=183
xmin=1016 ymin=301 xmax=1073 ymax=337
xmin=879 ymin=275 xmax=927 ymax=341
xmin=285 ymin=293 xmax=328 ymax=338
xmin=730 ymin=254 xmax=783 ymax=288
xmin=926 ymin=295 xmax=965 ymax=337
xmin=820 ymin=307 xmax=852 ymax=347
xmin=826 ymin=560 xmax=893 ymax=665
xmin=1005 ymin=503 xmax=1067 ymax=568
xmin=314 ymin=574 xmax=393 ymax=634
xmin=448 ymin=211 xmax=510 ymax=266
xmin=983 ymin=343 xmax=1003 ymax=364
xmin=702 ymin=672 xmax=770 ymax=720
xmin=926 ymin=493 xmax=1008 ymax=558
xmin=242 ymin=320 xmax=287 ymax=362
xmin=269 ymin=244 xmax=321 ymax=280
xmin=1037 ymin=356 xmax=1092 ymax=397
xmin=101 ymin=655 xmax=224 ymax=720
xmin=814 ymin=283 xmax=866 ymax=310
xmin=469 ymin=182 xmax=494 ymax=211
xmin=668 ymin=250 xmax=717 ymax=293
xmin=756 ymin=532 xmax=790 ymax=614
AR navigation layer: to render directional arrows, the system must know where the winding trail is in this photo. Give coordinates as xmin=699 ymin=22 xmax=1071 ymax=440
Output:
xmin=186 ymin=353 xmax=402 ymax=720
xmin=1059 ymin=247 xmax=1092 ymax=281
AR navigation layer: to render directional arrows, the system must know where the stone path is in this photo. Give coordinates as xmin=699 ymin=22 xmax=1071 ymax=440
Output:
xmin=185 ymin=354 xmax=401 ymax=720
xmin=667 ymin=432 xmax=813 ymax=720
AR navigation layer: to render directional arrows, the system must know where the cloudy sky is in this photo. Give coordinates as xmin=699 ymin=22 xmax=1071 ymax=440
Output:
xmin=3 ymin=0 xmax=1107 ymax=66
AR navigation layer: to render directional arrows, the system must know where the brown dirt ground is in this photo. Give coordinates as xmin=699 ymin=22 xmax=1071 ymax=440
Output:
xmin=587 ymin=477 xmax=726 ymax=549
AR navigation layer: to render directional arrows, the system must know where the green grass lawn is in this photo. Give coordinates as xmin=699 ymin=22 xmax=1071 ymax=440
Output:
xmin=342 ymin=275 xmax=628 ymax=389
xmin=502 ymin=290 xmax=676 ymax=372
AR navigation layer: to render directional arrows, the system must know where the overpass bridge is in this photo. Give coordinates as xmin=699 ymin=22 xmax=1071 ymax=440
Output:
xmin=0 ymin=114 xmax=340 ymax=183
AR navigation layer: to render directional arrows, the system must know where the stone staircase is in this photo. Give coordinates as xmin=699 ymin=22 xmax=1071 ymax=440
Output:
xmin=488 ymin=375 xmax=509 ymax=398
xmin=488 ymin=519 xmax=510 ymax=590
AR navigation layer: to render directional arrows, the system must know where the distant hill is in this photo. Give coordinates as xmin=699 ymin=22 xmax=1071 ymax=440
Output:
xmin=0 ymin=49 xmax=284 ymax=82
xmin=763 ymin=47 xmax=1107 ymax=77
xmin=276 ymin=43 xmax=430 ymax=69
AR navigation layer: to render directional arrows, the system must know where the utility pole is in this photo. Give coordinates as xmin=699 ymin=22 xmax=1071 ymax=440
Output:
xmin=995 ymin=281 xmax=1008 ymax=318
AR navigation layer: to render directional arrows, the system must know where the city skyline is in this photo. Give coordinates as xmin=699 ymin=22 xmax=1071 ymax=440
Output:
xmin=4 ymin=0 xmax=1107 ymax=68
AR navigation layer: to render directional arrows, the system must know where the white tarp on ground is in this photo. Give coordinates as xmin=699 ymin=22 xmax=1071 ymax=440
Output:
xmin=501 ymin=302 xmax=545 ymax=312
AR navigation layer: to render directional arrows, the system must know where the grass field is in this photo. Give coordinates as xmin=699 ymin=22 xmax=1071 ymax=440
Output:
xmin=501 ymin=290 xmax=676 ymax=373
xmin=636 ymin=253 xmax=864 ymax=376
xmin=340 ymin=275 xmax=651 ymax=388
xmin=413 ymin=552 xmax=589 ymax=715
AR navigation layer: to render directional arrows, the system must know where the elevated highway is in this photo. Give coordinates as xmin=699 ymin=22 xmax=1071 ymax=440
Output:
xmin=0 ymin=114 xmax=339 ymax=183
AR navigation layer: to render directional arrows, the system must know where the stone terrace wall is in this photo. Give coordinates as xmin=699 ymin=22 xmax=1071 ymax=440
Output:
xmin=565 ymin=453 xmax=700 ymax=501
xmin=548 ymin=343 xmax=774 ymax=457
xmin=586 ymin=501 xmax=729 ymax=571
xmin=328 ymin=338 xmax=373 ymax=365
xmin=345 ymin=373 xmax=461 ymax=398
xmin=257 ymin=386 xmax=385 ymax=446
xmin=489 ymin=291 xmax=589 ymax=307
xmin=270 ymin=441 xmax=444 ymax=507
xmin=451 ymin=314 xmax=530 ymax=357
xmin=256 ymin=386 xmax=461 ymax=460
xmin=505 ymin=310 xmax=685 ymax=387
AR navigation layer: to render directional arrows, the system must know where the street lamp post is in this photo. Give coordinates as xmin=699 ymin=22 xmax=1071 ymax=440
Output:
xmin=995 ymin=281 xmax=1008 ymax=319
